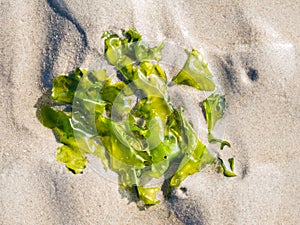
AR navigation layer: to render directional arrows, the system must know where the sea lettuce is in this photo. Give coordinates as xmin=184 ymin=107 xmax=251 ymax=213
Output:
xmin=39 ymin=28 xmax=235 ymax=206
xmin=40 ymin=105 xmax=87 ymax=174
xmin=203 ymin=93 xmax=231 ymax=150
xmin=172 ymin=49 xmax=215 ymax=91
xmin=219 ymin=157 xmax=236 ymax=177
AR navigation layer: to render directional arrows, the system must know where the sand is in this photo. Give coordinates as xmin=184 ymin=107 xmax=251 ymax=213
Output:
xmin=1 ymin=0 xmax=299 ymax=224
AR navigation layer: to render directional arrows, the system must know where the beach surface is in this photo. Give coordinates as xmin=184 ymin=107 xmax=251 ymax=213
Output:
xmin=1 ymin=0 xmax=299 ymax=224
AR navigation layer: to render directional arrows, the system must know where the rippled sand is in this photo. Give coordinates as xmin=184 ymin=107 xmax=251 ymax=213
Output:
xmin=1 ymin=0 xmax=299 ymax=224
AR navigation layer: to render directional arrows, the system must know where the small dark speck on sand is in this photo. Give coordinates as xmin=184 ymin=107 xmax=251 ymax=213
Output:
xmin=247 ymin=67 xmax=259 ymax=81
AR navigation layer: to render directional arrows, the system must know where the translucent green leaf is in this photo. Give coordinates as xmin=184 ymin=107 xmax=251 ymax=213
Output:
xmin=102 ymin=29 xmax=165 ymax=82
xmin=123 ymin=28 xmax=142 ymax=42
xmin=172 ymin=49 xmax=215 ymax=91
xmin=219 ymin=158 xmax=236 ymax=177
xmin=203 ymin=93 xmax=231 ymax=149
xmin=51 ymin=68 xmax=83 ymax=103
xmin=228 ymin=157 xmax=235 ymax=172
xmin=40 ymin=106 xmax=87 ymax=173
xmin=100 ymin=80 xmax=126 ymax=104
xmin=95 ymin=115 xmax=147 ymax=169
xmin=169 ymin=108 xmax=216 ymax=187
xmin=208 ymin=133 xmax=231 ymax=150
xmin=139 ymin=61 xmax=167 ymax=81
xmin=147 ymin=135 xmax=180 ymax=178
xmin=56 ymin=145 xmax=87 ymax=174
xmin=137 ymin=186 xmax=160 ymax=205
xmin=102 ymin=32 xmax=125 ymax=66
xmin=203 ymin=93 xmax=225 ymax=132
xmin=134 ymin=40 xmax=164 ymax=62
xmin=169 ymin=140 xmax=215 ymax=187
xmin=39 ymin=106 xmax=73 ymax=143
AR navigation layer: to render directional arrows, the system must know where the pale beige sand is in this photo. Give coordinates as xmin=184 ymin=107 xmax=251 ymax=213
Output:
xmin=1 ymin=0 xmax=300 ymax=224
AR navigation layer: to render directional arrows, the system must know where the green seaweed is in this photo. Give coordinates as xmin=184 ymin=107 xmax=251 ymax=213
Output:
xmin=39 ymin=28 xmax=234 ymax=205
